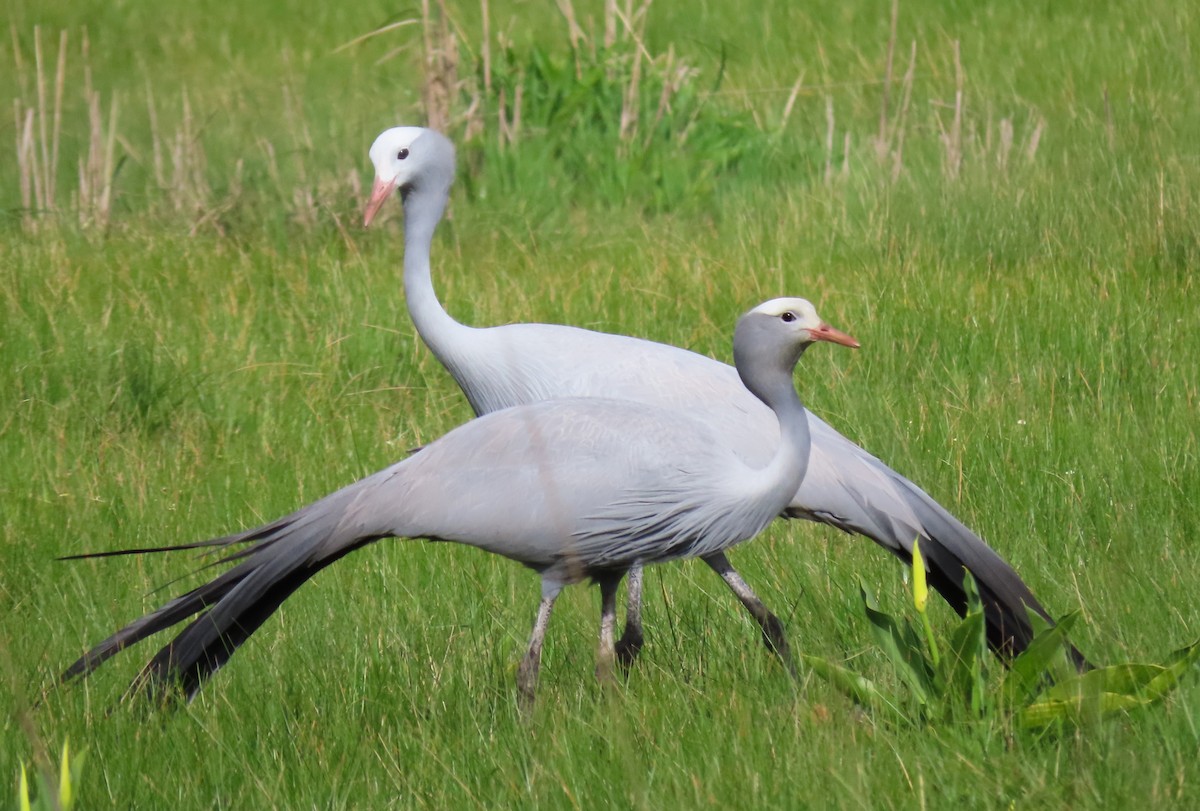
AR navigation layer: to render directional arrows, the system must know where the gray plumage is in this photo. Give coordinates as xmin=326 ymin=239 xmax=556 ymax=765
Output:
xmin=362 ymin=126 xmax=1086 ymax=668
xmin=64 ymin=298 xmax=853 ymax=702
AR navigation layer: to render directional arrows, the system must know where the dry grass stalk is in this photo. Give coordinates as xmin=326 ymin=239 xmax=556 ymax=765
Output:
xmin=145 ymin=79 xmax=166 ymax=190
xmin=938 ymin=39 xmax=964 ymax=180
xmin=604 ymin=0 xmax=617 ymax=49
xmin=48 ymin=30 xmax=69 ymax=207
xmin=367 ymin=0 xmax=688 ymax=159
xmin=15 ymin=106 xmax=37 ymax=215
xmin=610 ymin=0 xmax=655 ymax=150
xmin=497 ymin=67 xmax=524 ymax=146
xmin=77 ymin=88 xmax=119 ymax=228
xmin=612 ymin=0 xmax=653 ymax=59
xmin=646 ymin=45 xmax=693 ymax=147
xmin=168 ymin=89 xmax=211 ymax=215
xmin=1024 ymin=117 xmax=1044 ymax=163
xmin=481 ymin=0 xmax=493 ymax=92
xmin=332 ymin=19 xmax=418 ymax=55
xmin=997 ymin=117 xmax=1014 ymax=169
xmin=985 ymin=112 xmax=1043 ymax=171
xmin=419 ymin=0 xmax=458 ymax=133
xmin=554 ymin=0 xmax=584 ymax=79
xmin=617 ymin=25 xmax=644 ymax=147
xmin=493 ymin=27 xmax=523 ymax=150
xmin=259 ymin=137 xmax=281 ymax=193
xmin=12 ymin=27 xmax=70 ymax=224
xmin=11 ymin=26 xmax=131 ymax=228
xmin=890 ymin=40 xmax=917 ymax=181
xmin=875 ymin=0 xmax=900 ymax=161
xmin=779 ymin=70 xmax=806 ymax=132
xmin=10 ymin=24 xmax=28 ymax=95
xmin=34 ymin=28 xmax=51 ymax=207
xmin=824 ymin=95 xmax=835 ymax=185
xmin=77 ymin=30 xmax=120 ymax=229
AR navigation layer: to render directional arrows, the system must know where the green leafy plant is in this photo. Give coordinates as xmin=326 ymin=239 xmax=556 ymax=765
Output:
xmin=347 ymin=0 xmax=794 ymax=214
xmin=1018 ymin=644 xmax=1200 ymax=729
xmin=805 ymin=540 xmax=1200 ymax=730
xmin=463 ymin=39 xmax=766 ymax=212
xmin=17 ymin=740 xmax=83 ymax=811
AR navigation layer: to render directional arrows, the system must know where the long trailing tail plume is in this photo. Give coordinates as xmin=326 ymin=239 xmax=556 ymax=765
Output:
xmin=62 ymin=476 xmax=388 ymax=700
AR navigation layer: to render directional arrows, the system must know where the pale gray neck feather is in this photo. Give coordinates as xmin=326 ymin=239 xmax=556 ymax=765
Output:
xmin=732 ymin=329 xmax=813 ymax=506
xmin=401 ymin=179 xmax=474 ymax=377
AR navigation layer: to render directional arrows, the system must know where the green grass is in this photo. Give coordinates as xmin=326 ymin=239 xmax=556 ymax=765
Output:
xmin=3 ymin=0 xmax=1200 ymax=808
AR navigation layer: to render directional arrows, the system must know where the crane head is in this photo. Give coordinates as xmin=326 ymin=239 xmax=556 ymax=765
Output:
xmin=364 ymin=127 xmax=456 ymax=227
xmin=745 ymin=297 xmax=860 ymax=350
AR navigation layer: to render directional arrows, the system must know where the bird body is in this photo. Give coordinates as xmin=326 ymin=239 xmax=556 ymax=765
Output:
xmin=384 ymin=397 xmax=789 ymax=575
xmin=66 ymin=299 xmax=854 ymax=701
xmin=365 ymin=126 xmax=1077 ymax=663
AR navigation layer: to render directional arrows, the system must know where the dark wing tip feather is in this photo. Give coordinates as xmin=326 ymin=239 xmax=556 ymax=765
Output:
xmin=920 ymin=538 xmax=1092 ymax=672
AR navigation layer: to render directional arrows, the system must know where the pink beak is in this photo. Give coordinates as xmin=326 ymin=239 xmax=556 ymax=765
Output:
xmin=363 ymin=177 xmax=398 ymax=228
xmin=810 ymin=322 xmax=860 ymax=349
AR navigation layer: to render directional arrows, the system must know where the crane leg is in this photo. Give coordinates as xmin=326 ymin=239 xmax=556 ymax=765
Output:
xmin=595 ymin=571 xmax=624 ymax=688
xmin=615 ymin=566 xmax=645 ymax=671
xmin=517 ymin=590 xmax=559 ymax=712
xmin=703 ymin=551 xmax=798 ymax=679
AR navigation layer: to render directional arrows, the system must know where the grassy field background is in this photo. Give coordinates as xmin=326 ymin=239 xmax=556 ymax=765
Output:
xmin=3 ymin=0 xmax=1199 ymax=808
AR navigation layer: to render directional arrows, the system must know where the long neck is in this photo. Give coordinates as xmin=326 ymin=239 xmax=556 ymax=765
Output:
xmin=751 ymin=368 xmax=812 ymax=503
xmin=732 ymin=332 xmax=814 ymax=506
xmin=402 ymin=182 xmax=473 ymax=369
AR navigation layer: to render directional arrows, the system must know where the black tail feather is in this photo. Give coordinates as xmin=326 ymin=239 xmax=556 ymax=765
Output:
xmin=61 ymin=478 xmax=387 ymax=699
xmin=62 ymin=560 xmax=257 ymax=681
xmin=133 ymin=538 xmax=377 ymax=699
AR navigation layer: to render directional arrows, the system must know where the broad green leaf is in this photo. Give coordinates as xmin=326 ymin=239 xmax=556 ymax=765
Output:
xmin=1042 ymin=664 xmax=1164 ymax=701
xmin=962 ymin=570 xmax=984 ymax=617
xmin=1006 ymin=611 xmax=1081 ymax=704
xmin=1020 ymin=691 xmax=1144 ymax=729
xmin=1143 ymin=640 xmax=1200 ymax=698
xmin=1042 ymin=640 xmax=1200 ymax=703
xmin=859 ymin=578 xmax=935 ymax=703
xmin=944 ymin=608 xmax=988 ymax=716
xmin=1026 ymin=608 xmax=1053 ymax=636
xmin=1020 ymin=640 xmax=1200 ymax=729
xmin=801 ymin=654 xmax=908 ymax=723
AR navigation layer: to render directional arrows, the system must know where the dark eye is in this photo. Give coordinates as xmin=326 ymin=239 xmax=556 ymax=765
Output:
xmin=397 ymin=148 xmax=410 ymax=160
xmin=781 ymin=312 xmax=796 ymax=323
